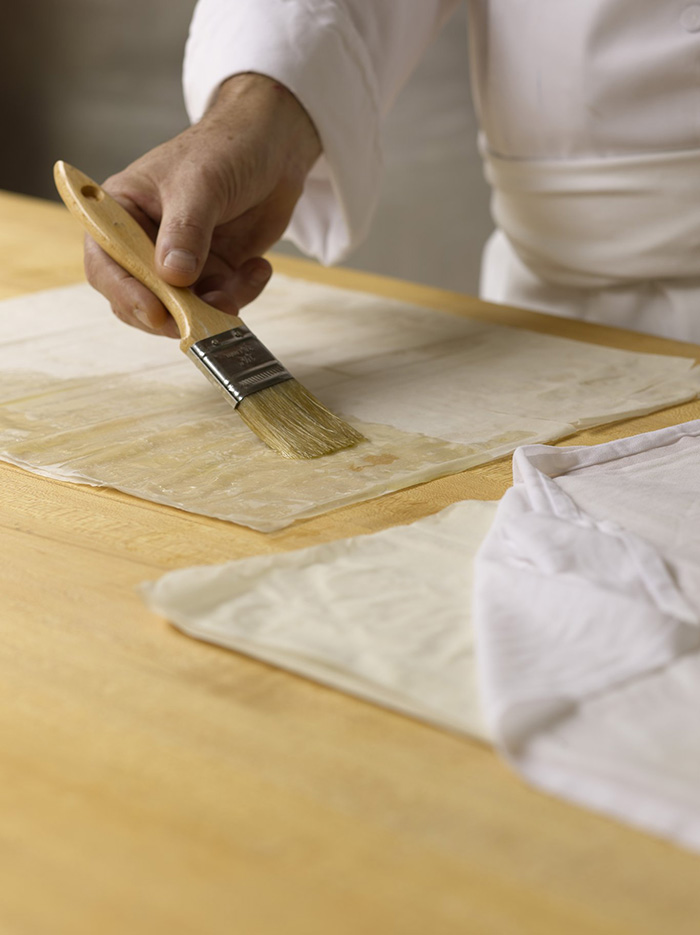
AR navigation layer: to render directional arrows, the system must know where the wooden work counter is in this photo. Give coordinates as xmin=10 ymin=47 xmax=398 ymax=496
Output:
xmin=2 ymin=189 xmax=700 ymax=935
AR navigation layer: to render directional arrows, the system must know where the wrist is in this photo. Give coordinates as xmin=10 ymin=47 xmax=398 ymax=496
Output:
xmin=213 ymin=72 xmax=322 ymax=176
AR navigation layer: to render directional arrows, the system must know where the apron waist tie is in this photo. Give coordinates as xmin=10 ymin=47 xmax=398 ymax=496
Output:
xmin=481 ymin=140 xmax=700 ymax=289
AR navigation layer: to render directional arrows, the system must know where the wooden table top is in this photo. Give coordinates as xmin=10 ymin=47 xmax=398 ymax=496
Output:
xmin=2 ymin=189 xmax=700 ymax=935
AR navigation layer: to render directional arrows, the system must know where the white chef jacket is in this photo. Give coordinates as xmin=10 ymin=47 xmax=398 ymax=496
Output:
xmin=184 ymin=1 xmax=700 ymax=342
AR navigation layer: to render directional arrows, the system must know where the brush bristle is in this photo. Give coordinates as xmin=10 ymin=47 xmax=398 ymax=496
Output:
xmin=237 ymin=380 xmax=365 ymax=459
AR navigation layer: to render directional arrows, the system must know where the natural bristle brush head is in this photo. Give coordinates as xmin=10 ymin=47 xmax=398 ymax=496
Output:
xmin=237 ymin=380 xmax=365 ymax=459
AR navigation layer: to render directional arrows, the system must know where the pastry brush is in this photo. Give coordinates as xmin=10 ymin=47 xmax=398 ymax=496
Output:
xmin=53 ymin=161 xmax=364 ymax=459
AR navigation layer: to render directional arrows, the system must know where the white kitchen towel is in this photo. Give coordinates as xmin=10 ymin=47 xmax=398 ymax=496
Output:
xmin=474 ymin=419 xmax=700 ymax=852
xmin=143 ymin=499 xmax=498 ymax=738
xmin=0 ymin=277 xmax=699 ymax=531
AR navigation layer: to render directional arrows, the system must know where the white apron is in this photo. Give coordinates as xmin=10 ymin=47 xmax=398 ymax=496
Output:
xmin=467 ymin=1 xmax=700 ymax=343
xmin=480 ymin=143 xmax=700 ymax=343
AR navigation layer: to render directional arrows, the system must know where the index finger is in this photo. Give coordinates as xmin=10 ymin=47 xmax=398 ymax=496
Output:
xmin=83 ymin=233 xmax=180 ymax=338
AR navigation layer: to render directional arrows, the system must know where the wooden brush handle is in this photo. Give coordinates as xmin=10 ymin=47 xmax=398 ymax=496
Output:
xmin=53 ymin=161 xmax=243 ymax=349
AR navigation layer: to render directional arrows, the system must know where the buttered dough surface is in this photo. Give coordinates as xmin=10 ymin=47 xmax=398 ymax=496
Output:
xmin=0 ymin=278 xmax=697 ymax=531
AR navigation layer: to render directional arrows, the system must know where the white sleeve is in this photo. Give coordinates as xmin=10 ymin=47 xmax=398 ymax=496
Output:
xmin=183 ymin=0 xmax=461 ymax=264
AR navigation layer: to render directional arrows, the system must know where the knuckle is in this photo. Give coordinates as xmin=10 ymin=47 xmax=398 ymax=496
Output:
xmin=164 ymin=215 xmax=207 ymax=239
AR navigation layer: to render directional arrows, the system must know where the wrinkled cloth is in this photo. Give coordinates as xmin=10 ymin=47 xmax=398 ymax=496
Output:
xmin=1 ymin=278 xmax=698 ymax=531
xmin=474 ymin=419 xmax=700 ymax=852
xmin=143 ymin=500 xmax=498 ymax=737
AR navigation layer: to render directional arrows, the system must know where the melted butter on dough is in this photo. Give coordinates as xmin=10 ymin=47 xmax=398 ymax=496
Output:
xmin=349 ymin=453 xmax=400 ymax=471
xmin=0 ymin=371 xmax=485 ymax=532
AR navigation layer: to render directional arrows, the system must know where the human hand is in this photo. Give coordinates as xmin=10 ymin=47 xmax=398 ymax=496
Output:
xmin=84 ymin=72 xmax=322 ymax=337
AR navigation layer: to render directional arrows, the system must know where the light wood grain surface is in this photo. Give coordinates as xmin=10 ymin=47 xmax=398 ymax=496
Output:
xmin=2 ymin=190 xmax=700 ymax=935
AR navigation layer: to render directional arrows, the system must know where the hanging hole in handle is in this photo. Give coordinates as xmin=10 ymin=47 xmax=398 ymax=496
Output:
xmin=81 ymin=184 xmax=104 ymax=201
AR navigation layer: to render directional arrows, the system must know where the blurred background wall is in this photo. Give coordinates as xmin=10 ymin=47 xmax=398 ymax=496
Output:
xmin=0 ymin=0 xmax=492 ymax=294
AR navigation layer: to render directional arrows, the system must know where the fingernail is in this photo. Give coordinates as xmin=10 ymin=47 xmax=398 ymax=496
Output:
xmin=249 ymin=264 xmax=272 ymax=287
xmin=134 ymin=307 xmax=151 ymax=327
xmin=163 ymin=248 xmax=197 ymax=273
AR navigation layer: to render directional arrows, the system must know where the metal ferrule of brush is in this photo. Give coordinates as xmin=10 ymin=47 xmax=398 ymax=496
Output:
xmin=187 ymin=325 xmax=293 ymax=406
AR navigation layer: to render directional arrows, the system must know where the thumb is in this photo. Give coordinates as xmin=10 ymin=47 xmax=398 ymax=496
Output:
xmin=154 ymin=181 xmax=220 ymax=287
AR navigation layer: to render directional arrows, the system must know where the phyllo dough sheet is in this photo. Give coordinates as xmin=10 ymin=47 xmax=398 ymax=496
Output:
xmin=143 ymin=500 xmax=499 ymax=738
xmin=0 ymin=277 xmax=698 ymax=531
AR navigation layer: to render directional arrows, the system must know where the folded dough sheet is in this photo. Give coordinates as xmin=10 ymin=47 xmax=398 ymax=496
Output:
xmin=0 ymin=276 xmax=698 ymax=531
